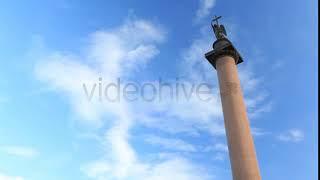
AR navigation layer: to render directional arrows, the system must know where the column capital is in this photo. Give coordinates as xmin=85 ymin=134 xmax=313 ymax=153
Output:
xmin=205 ymin=38 xmax=243 ymax=69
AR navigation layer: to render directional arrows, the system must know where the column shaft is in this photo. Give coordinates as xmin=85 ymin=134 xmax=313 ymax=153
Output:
xmin=216 ymin=56 xmax=261 ymax=180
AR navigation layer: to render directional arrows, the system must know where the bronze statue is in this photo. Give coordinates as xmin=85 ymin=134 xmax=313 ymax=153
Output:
xmin=211 ymin=15 xmax=227 ymax=39
xmin=205 ymin=15 xmax=243 ymax=69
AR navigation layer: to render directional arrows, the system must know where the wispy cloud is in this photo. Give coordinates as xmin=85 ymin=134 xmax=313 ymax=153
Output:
xmin=251 ymin=127 xmax=270 ymax=137
xmin=179 ymin=25 xmax=272 ymax=121
xmin=35 ymin=17 xmax=212 ymax=179
xmin=0 ymin=172 xmax=24 ymax=180
xmin=145 ymin=135 xmax=197 ymax=152
xmin=195 ymin=0 xmax=216 ymax=22
xmin=34 ymin=17 xmax=166 ymax=125
xmin=203 ymin=143 xmax=228 ymax=153
xmin=277 ymin=129 xmax=304 ymax=143
xmin=0 ymin=146 xmax=38 ymax=158
xmin=202 ymin=143 xmax=228 ymax=161
xmin=83 ymin=157 xmax=212 ymax=180
xmin=34 ymin=6 xmax=271 ymax=179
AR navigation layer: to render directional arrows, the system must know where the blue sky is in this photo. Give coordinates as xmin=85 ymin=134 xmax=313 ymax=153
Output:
xmin=0 ymin=0 xmax=318 ymax=180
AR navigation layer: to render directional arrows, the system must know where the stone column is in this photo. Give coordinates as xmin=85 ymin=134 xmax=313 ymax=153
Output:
xmin=216 ymin=55 xmax=261 ymax=180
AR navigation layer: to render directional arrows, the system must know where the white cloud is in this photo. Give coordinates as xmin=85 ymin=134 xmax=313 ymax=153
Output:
xmin=35 ymin=17 xmax=213 ymax=180
xmin=0 ymin=146 xmax=38 ymax=158
xmin=203 ymin=143 xmax=228 ymax=153
xmin=131 ymin=83 xmax=225 ymax=137
xmin=251 ymin=127 xmax=270 ymax=137
xmin=82 ymin=161 xmax=111 ymax=180
xmin=141 ymin=158 xmax=212 ymax=180
xmin=195 ymin=0 xmax=216 ymax=22
xmin=277 ymin=129 xmax=304 ymax=142
xmin=83 ymin=157 xmax=212 ymax=180
xmin=34 ymin=11 xmax=271 ymax=180
xmin=0 ymin=172 xmax=24 ymax=180
xmin=213 ymin=152 xmax=225 ymax=161
xmin=145 ymin=135 xmax=197 ymax=152
xmin=179 ymin=27 xmax=272 ymax=120
xmin=213 ymin=143 xmax=228 ymax=152
xmin=34 ymin=17 xmax=166 ymax=126
xmin=202 ymin=143 xmax=228 ymax=161
xmin=126 ymin=34 xmax=226 ymax=137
